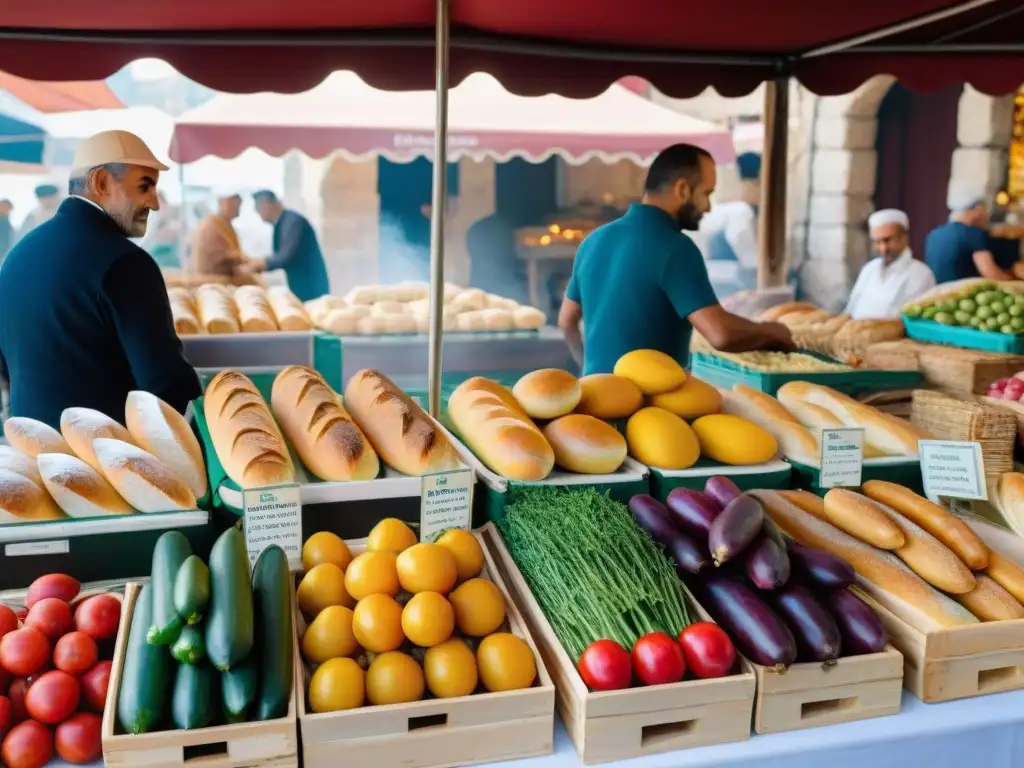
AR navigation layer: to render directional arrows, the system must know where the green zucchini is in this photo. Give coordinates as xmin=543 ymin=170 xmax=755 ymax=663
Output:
xmin=147 ymin=531 xmax=193 ymax=645
xmin=221 ymin=656 xmax=258 ymax=723
xmin=205 ymin=527 xmax=253 ymax=671
xmin=171 ymin=625 xmax=206 ymax=665
xmin=174 ymin=555 xmax=210 ymax=626
xmin=118 ymin=585 xmax=173 ymax=735
xmin=171 ymin=661 xmax=218 ymax=730
xmin=252 ymin=545 xmax=293 ymax=720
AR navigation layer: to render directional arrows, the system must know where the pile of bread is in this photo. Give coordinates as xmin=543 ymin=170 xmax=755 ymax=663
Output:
xmin=204 ymin=367 xmax=460 ymax=488
xmin=304 ymin=282 xmax=546 ymax=335
xmin=0 ymin=394 xmax=207 ymax=523
xmin=755 ymin=302 xmax=906 ymax=364
xmin=169 ymin=284 xmax=313 ymax=335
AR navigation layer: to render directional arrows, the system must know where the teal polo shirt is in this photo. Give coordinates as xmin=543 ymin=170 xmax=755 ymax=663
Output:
xmin=566 ymin=204 xmax=718 ymax=375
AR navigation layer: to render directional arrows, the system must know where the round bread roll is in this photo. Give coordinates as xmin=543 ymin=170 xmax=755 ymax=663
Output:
xmin=381 ymin=314 xmax=418 ymax=334
xmin=60 ymin=407 xmax=136 ymax=472
xmin=323 ymin=308 xmax=360 ymax=335
xmin=543 ymin=414 xmax=628 ymax=474
xmin=93 ymin=438 xmax=197 ymax=513
xmin=513 ymin=369 xmax=582 ymax=420
xmin=357 ymin=316 xmax=385 ymax=335
xmin=3 ymin=418 xmax=73 ymax=458
xmin=455 ymin=311 xmax=487 ymax=332
xmin=486 ymin=294 xmax=519 ymax=311
xmin=0 ymin=468 xmax=65 ymax=523
xmin=0 ymin=446 xmax=43 ymax=489
xmin=482 ymin=308 xmax=514 ymax=331
xmin=443 ymin=283 xmax=463 ymax=303
xmin=513 ymin=306 xmax=546 ymax=330
xmin=345 ymin=285 xmax=379 ymax=305
xmin=371 ymin=301 xmax=407 ymax=317
xmin=443 ymin=313 xmax=459 ymax=331
xmin=577 ymin=374 xmax=644 ymax=420
xmin=38 ymin=453 xmax=133 ymax=517
xmin=414 ymin=314 xmax=430 ymax=332
xmin=451 ymin=288 xmax=487 ymax=313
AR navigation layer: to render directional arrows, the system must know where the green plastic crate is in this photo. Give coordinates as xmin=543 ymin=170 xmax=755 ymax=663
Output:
xmin=647 ymin=458 xmax=793 ymax=501
xmin=787 ymin=456 xmax=923 ymax=497
xmin=903 ymin=316 xmax=1024 ymax=355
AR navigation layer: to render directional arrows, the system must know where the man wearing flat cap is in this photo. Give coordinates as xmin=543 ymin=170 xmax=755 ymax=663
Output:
xmin=16 ymin=183 xmax=60 ymax=243
xmin=925 ymin=192 xmax=1017 ymax=283
xmin=845 ymin=209 xmax=935 ymax=319
xmin=0 ymin=130 xmax=201 ymax=428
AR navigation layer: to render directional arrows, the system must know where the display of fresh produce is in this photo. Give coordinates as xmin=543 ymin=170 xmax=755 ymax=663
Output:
xmin=677 ymin=623 xmax=737 ymax=680
xmin=298 ymin=523 xmax=538 ymax=714
xmin=0 ymin=573 xmax=120 ymax=766
xmin=577 ymin=639 xmax=632 ymax=692
xmin=630 ymin=632 xmax=686 ymax=686
xmin=904 ymin=281 xmax=1024 ymax=335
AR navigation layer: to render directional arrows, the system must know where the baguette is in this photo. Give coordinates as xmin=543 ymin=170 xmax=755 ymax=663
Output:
xmin=4 ymin=417 xmax=73 ymax=457
xmin=861 ymin=480 xmax=989 ymax=570
xmin=38 ymin=453 xmax=134 ymax=518
xmin=93 ymin=438 xmax=197 ymax=512
xmin=785 ymin=401 xmax=886 ymax=459
xmin=822 ymin=489 xmax=905 ymax=550
xmin=195 ymin=284 xmax=240 ymax=334
xmin=953 ymin=574 xmax=1024 ymax=621
xmin=985 ymin=549 xmax=1024 ymax=605
xmin=125 ymin=391 xmax=208 ymax=499
xmin=266 ymin=286 xmax=313 ymax=331
xmin=752 ymin=489 xmax=978 ymax=632
xmin=0 ymin=468 xmax=65 ymax=523
xmin=60 ymin=407 xmax=136 ymax=473
xmin=448 ymin=376 xmax=554 ymax=481
xmin=732 ymin=385 xmax=800 ymax=424
xmin=205 ymin=370 xmax=295 ymax=488
xmin=779 ymin=489 xmax=825 ymax=516
xmin=234 ymin=286 xmax=279 ymax=333
xmin=718 ymin=390 xmax=818 ymax=466
xmin=0 ymin=446 xmax=43 ymax=490
xmin=993 ymin=472 xmax=1024 ymax=539
xmin=343 ymin=369 xmax=459 ymax=476
xmin=270 ymin=366 xmax=379 ymax=482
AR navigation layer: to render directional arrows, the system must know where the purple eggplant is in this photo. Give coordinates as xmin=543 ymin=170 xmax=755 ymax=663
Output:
xmin=705 ymin=476 xmax=741 ymax=509
xmin=827 ymin=589 xmax=888 ymax=655
xmin=771 ymin=582 xmax=842 ymax=663
xmin=665 ymin=488 xmax=722 ymax=539
xmin=786 ymin=539 xmax=855 ymax=591
xmin=745 ymin=535 xmax=791 ymax=590
xmin=666 ymin=530 xmax=711 ymax=575
xmin=629 ymin=494 xmax=679 ymax=546
xmin=692 ymin=572 xmax=796 ymax=669
xmin=708 ymin=494 xmax=764 ymax=566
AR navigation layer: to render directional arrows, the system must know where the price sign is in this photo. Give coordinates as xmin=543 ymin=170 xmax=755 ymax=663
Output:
xmin=243 ymin=484 xmax=302 ymax=569
xmin=920 ymin=440 xmax=987 ymax=501
xmin=5 ymin=540 xmax=70 ymax=557
xmin=420 ymin=469 xmax=474 ymax=542
xmin=819 ymin=428 xmax=865 ymax=489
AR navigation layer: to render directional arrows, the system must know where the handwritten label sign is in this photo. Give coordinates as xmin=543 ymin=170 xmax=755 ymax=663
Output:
xmin=420 ymin=469 xmax=474 ymax=542
xmin=5 ymin=540 xmax=70 ymax=557
xmin=243 ymin=484 xmax=302 ymax=569
xmin=920 ymin=440 xmax=987 ymax=501
xmin=819 ymin=428 xmax=865 ymax=489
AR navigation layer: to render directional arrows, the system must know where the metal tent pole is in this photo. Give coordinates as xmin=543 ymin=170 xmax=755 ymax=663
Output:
xmin=427 ymin=0 xmax=451 ymax=418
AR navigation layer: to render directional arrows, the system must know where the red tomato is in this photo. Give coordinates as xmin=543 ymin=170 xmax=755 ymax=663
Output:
xmin=25 ymin=575 xmax=80 ymax=610
xmin=0 ymin=606 xmax=18 ymax=640
xmin=53 ymin=633 xmax=98 ymax=677
xmin=24 ymin=599 xmax=73 ymax=641
xmin=55 ymin=712 xmax=102 ymax=765
xmin=24 ymin=671 xmax=79 ymax=725
xmin=577 ymin=640 xmax=632 ymax=691
xmin=677 ymin=623 xmax=736 ymax=680
xmin=630 ymin=632 xmax=686 ymax=686
xmin=7 ymin=679 xmax=29 ymax=724
xmin=0 ymin=628 xmax=50 ymax=677
xmin=73 ymin=595 xmax=120 ymax=641
xmin=1 ymin=719 xmax=53 ymax=768
xmin=0 ymin=694 xmax=10 ymax=740
xmin=80 ymin=661 xmax=111 ymax=714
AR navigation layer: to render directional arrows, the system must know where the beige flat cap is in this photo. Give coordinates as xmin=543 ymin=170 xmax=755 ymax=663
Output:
xmin=72 ymin=130 xmax=170 ymax=174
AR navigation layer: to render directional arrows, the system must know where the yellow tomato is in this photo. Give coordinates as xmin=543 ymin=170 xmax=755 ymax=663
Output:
xmin=401 ymin=592 xmax=455 ymax=647
xmin=345 ymin=551 xmax=400 ymax=600
xmin=396 ymin=543 xmax=458 ymax=595
xmin=435 ymin=529 xmax=484 ymax=582
xmin=309 ymin=657 xmax=365 ymax=713
xmin=302 ymin=531 xmax=352 ymax=572
xmin=302 ymin=605 xmax=358 ymax=664
xmin=366 ymin=651 xmax=425 ymax=706
xmin=477 ymin=633 xmax=536 ymax=692
xmin=367 ymin=518 xmax=418 ymax=553
xmin=424 ymin=638 xmax=478 ymax=699
xmin=297 ymin=563 xmax=353 ymax=617
xmin=352 ymin=593 xmax=405 ymax=653
xmin=448 ymin=577 xmax=506 ymax=637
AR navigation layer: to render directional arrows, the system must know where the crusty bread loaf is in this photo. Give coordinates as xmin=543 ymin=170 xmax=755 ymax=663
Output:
xmin=196 ymin=283 xmax=240 ymax=334
xmin=542 ymin=414 xmax=627 ymax=474
xmin=60 ymin=407 xmax=136 ymax=473
xmin=954 ymin=574 xmax=1024 ymax=621
xmin=481 ymin=308 xmax=514 ymax=332
xmin=204 ymin=370 xmax=295 ymax=488
xmin=785 ymin=400 xmax=886 ymax=459
xmin=0 ymin=446 xmax=43 ymax=489
xmin=270 ymin=366 xmax=379 ymax=482
xmin=719 ymin=389 xmax=818 ymax=465
xmin=38 ymin=452 xmax=133 ymax=517
xmin=0 ymin=468 xmax=65 ymax=523
xmin=513 ymin=369 xmax=582 ymax=420
xmin=576 ymin=374 xmax=644 ymax=420
xmin=170 ymin=293 xmax=202 ymax=335
xmin=93 ymin=438 xmax=197 ymax=512
xmin=344 ymin=369 xmax=460 ymax=476
xmin=757 ymin=302 xmax=819 ymax=322
xmin=125 ymin=391 xmax=208 ymax=499
xmin=448 ymin=377 xmax=554 ymax=481
xmin=512 ymin=306 xmax=545 ymax=330
xmin=234 ymin=285 xmax=279 ymax=333
xmin=267 ymin=286 xmax=313 ymax=331
xmin=4 ymin=417 xmax=73 ymax=457
xmin=732 ymin=385 xmax=799 ymax=424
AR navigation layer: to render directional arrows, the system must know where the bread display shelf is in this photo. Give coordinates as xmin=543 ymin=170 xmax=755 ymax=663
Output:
xmin=186 ymin=334 xmax=342 ymax=389
xmin=647 ymin=458 xmax=792 ymax=501
xmin=102 ymin=582 xmax=301 ymax=768
xmin=298 ymin=527 xmax=555 ymax=768
xmin=482 ymin=525 xmax=755 ymax=763
xmin=338 ymin=329 xmax=542 ymax=341
xmin=788 ymin=455 xmax=923 ymax=497
xmin=181 ymin=330 xmax=316 ymax=340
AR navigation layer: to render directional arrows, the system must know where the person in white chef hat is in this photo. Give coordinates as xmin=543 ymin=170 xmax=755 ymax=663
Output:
xmin=845 ymin=208 xmax=936 ymax=319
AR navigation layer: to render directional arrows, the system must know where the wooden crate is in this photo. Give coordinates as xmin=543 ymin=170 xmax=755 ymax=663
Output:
xmin=751 ymin=646 xmax=903 ymax=734
xmin=481 ymin=524 xmax=756 ymax=764
xmin=101 ymin=582 xmax=300 ymax=768
xmin=298 ymin=527 xmax=556 ymax=768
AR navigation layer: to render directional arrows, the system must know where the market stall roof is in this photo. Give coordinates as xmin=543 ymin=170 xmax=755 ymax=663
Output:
xmin=0 ymin=71 xmax=122 ymax=112
xmin=0 ymin=1 xmax=1021 ymax=97
xmin=37 ymin=105 xmax=174 ymax=167
xmin=170 ymin=72 xmax=736 ymax=165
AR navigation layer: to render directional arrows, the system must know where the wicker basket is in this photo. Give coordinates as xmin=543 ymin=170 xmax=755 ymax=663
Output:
xmin=911 ymin=390 xmax=1017 ymax=480
xmin=829 ymin=319 xmax=906 ymax=365
xmin=872 ymin=341 xmax=1024 ymax=395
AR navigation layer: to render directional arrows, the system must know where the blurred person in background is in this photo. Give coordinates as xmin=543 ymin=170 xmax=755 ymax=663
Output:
xmin=925 ymin=192 xmax=1017 ymax=283
xmin=191 ymin=190 xmax=250 ymax=281
xmin=140 ymin=191 xmax=182 ymax=269
xmin=242 ymin=190 xmax=329 ymax=301
xmin=0 ymin=200 xmax=13 ymax=267
xmin=699 ymin=151 xmax=761 ymax=289
xmin=16 ymin=183 xmax=60 ymax=242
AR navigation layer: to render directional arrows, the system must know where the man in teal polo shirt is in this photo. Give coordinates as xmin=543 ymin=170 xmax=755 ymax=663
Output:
xmin=558 ymin=144 xmax=792 ymax=375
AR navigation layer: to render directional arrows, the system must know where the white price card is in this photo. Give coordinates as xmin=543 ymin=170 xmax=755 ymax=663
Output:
xmin=5 ymin=540 xmax=70 ymax=557
xmin=242 ymin=484 xmax=302 ymax=570
xmin=919 ymin=440 xmax=987 ymax=501
xmin=819 ymin=428 xmax=865 ymax=489
xmin=420 ymin=468 xmax=474 ymax=542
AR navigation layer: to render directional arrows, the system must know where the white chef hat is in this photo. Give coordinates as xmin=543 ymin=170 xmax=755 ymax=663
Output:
xmin=868 ymin=208 xmax=909 ymax=231
xmin=948 ymin=188 xmax=986 ymax=212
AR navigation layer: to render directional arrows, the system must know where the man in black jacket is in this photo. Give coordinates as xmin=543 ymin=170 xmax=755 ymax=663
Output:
xmin=0 ymin=130 xmax=200 ymax=428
